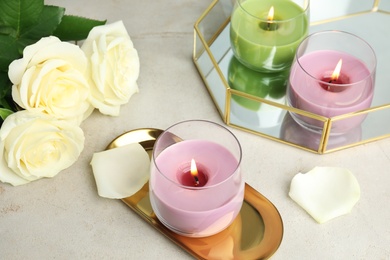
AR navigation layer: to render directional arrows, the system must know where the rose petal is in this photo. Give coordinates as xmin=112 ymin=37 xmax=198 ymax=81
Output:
xmin=0 ymin=110 xmax=85 ymax=186
xmin=0 ymin=142 xmax=32 ymax=186
xmin=81 ymin=21 xmax=140 ymax=116
xmin=289 ymin=166 xmax=360 ymax=223
xmin=91 ymin=143 xmax=150 ymax=199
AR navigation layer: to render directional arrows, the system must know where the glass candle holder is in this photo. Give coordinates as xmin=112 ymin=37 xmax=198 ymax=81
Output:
xmin=280 ymin=113 xmax=362 ymax=151
xmin=287 ymin=31 xmax=377 ymax=134
xmin=228 ymin=56 xmax=288 ymax=129
xmin=229 ymin=0 xmax=309 ymax=73
xmin=228 ymin=56 xmax=289 ymax=111
xmin=149 ymin=120 xmax=244 ymax=237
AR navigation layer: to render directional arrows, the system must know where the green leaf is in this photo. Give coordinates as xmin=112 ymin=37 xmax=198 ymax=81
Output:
xmin=0 ymin=35 xmax=20 ymax=71
xmin=0 ymin=95 xmax=17 ymax=112
xmin=0 ymin=108 xmax=13 ymax=121
xmin=17 ymin=5 xmax=65 ymax=52
xmin=21 ymin=5 xmax=65 ymax=39
xmin=0 ymin=71 xmax=15 ymax=114
xmin=53 ymin=15 xmax=106 ymax=41
xmin=0 ymin=0 xmax=44 ymax=37
xmin=0 ymin=71 xmax=12 ymax=98
xmin=0 ymin=1 xmax=107 ymax=115
xmin=0 ymin=25 xmax=15 ymax=36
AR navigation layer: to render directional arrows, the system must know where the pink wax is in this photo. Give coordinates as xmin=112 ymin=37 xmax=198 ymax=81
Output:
xmin=149 ymin=140 xmax=244 ymax=237
xmin=288 ymin=50 xmax=374 ymax=133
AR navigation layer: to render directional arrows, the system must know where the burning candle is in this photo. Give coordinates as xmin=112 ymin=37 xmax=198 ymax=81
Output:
xmin=178 ymin=159 xmax=208 ymax=187
xmin=230 ymin=0 xmax=309 ymax=72
xmin=260 ymin=6 xmax=278 ymax=31
xmin=287 ymin=31 xmax=377 ymax=133
xmin=319 ymin=59 xmax=347 ymax=91
xmin=149 ymin=120 xmax=244 ymax=237
xmin=228 ymin=56 xmax=289 ymax=111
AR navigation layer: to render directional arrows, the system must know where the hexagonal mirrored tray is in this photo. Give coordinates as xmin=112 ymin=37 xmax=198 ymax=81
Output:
xmin=193 ymin=0 xmax=390 ymax=153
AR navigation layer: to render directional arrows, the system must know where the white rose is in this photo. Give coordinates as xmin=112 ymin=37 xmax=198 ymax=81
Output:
xmin=81 ymin=20 xmax=140 ymax=116
xmin=0 ymin=110 xmax=85 ymax=186
xmin=9 ymin=36 xmax=93 ymax=125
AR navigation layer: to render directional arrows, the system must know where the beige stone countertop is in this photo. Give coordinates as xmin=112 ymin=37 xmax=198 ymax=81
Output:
xmin=1 ymin=0 xmax=390 ymax=259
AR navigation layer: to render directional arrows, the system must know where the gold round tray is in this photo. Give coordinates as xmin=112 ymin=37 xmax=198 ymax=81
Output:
xmin=107 ymin=128 xmax=284 ymax=259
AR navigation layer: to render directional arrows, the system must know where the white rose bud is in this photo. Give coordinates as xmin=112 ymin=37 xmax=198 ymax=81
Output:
xmin=0 ymin=110 xmax=85 ymax=186
xmin=9 ymin=36 xmax=93 ymax=125
xmin=81 ymin=20 xmax=140 ymax=116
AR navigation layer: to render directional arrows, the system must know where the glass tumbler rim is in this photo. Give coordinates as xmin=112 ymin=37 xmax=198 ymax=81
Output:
xmin=152 ymin=119 xmax=243 ymax=190
xmin=236 ymin=0 xmax=310 ymax=23
xmin=295 ymin=30 xmax=377 ymax=86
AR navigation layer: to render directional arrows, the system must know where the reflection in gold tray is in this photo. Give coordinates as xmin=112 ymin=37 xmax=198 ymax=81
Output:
xmin=107 ymin=128 xmax=284 ymax=260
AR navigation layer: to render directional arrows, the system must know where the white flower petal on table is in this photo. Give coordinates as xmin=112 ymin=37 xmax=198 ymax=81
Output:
xmin=289 ymin=166 xmax=360 ymax=224
xmin=91 ymin=143 xmax=150 ymax=199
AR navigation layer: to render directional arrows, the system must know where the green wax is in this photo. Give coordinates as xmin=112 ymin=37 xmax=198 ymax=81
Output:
xmin=228 ymin=56 xmax=288 ymax=110
xmin=230 ymin=0 xmax=308 ymax=72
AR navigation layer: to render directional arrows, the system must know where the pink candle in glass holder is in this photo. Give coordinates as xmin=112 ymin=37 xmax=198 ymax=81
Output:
xmin=149 ymin=120 xmax=244 ymax=237
xmin=287 ymin=31 xmax=376 ymax=134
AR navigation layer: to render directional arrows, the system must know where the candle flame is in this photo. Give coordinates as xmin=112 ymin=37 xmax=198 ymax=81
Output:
xmin=267 ymin=6 xmax=274 ymax=21
xmin=331 ymin=59 xmax=343 ymax=81
xmin=190 ymin=159 xmax=198 ymax=178
xmin=190 ymin=159 xmax=200 ymax=185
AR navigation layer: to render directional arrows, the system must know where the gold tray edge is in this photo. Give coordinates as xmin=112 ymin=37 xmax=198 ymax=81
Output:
xmin=108 ymin=128 xmax=284 ymax=259
xmin=122 ymin=182 xmax=284 ymax=259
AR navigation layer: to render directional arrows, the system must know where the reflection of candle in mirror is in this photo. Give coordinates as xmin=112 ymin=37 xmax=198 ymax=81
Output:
xmin=230 ymin=0 xmax=309 ymax=72
xmin=288 ymin=50 xmax=374 ymax=131
xmin=280 ymin=113 xmax=362 ymax=151
xmin=228 ymin=56 xmax=289 ymax=111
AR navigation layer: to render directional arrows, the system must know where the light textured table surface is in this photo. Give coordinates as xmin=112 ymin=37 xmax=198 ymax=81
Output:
xmin=1 ymin=0 xmax=390 ymax=259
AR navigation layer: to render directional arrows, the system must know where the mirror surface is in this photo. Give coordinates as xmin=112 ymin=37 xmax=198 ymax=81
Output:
xmin=194 ymin=0 xmax=390 ymax=153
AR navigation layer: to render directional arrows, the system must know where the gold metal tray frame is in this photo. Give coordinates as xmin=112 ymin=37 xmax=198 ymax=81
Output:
xmin=193 ymin=0 xmax=390 ymax=154
xmin=107 ymin=128 xmax=284 ymax=259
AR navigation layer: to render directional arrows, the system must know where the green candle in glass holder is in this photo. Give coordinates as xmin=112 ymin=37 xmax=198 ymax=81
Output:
xmin=230 ymin=0 xmax=309 ymax=73
xmin=228 ymin=56 xmax=289 ymax=110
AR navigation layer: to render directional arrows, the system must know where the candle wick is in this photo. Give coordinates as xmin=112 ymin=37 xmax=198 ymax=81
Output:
xmin=327 ymin=80 xmax=332 ymax=91
xmin=326 ymin=77 xmax=336 ymax=90
xmin=194 ymin=175 xmax=199 ymax=186
xmin=267 ymin=20 xmax=273 ymax=31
